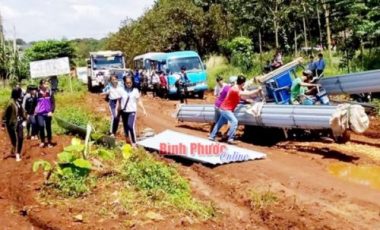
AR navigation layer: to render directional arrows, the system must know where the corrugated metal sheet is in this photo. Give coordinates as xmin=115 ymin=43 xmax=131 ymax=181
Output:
xmin=320 ymin=69 xmax=380 ymax=94
xmin=137 ymin=130 xmax=266 ymax=165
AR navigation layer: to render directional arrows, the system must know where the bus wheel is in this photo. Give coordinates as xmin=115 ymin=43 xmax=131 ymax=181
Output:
xmin=198 ymin=91 xmax=204 ymax=99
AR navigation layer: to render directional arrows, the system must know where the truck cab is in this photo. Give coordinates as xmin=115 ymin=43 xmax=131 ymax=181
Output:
xmin=87 ymin=50 xmax=126 ymax=91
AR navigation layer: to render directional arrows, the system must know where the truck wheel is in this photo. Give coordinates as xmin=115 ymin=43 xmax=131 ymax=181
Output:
xmin=335 ymin=130 xmax=351 ymax=143
xmin=87 ymin=77 xmax=93 ymax=92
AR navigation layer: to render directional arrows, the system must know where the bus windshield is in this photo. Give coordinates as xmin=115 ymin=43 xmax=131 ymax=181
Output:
xmin=92 ymin=56 xmax=124 ymax=70
xmin=168 ymin=57 xmax=203 ymax=73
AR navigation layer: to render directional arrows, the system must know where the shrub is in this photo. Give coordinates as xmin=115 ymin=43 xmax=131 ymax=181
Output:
xmin=33 ymin=138 xmax=94 ymax=198
xmin=219 ymin=36 xmax=254 ymax=72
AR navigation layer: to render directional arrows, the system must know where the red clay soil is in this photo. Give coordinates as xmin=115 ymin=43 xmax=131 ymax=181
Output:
xmin=0 ymin=92 xmax=380 ymax=229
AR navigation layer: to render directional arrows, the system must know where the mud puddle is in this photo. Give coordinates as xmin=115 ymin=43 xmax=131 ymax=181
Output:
xmin=328 ymin=163 xmax=380 ymax=190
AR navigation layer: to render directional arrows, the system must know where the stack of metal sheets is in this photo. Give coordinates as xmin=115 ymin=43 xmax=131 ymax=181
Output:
xmin=177 ymin=104 xmax=338 ymax=130
xmin=320 ymin=69 xmax=380 ymax=94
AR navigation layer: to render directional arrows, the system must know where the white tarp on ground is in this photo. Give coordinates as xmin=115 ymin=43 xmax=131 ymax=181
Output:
xmin=137 ymin=130 xmax=266 ymax=165
xmin=30 ymin=57 xmax=70 ymax=78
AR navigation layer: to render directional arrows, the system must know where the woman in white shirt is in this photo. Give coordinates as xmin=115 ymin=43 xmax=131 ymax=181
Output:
xmin=119 ymin=76 xmax=147 ymax=147
xmin=101 ymin=75 xmax=123 ymax=137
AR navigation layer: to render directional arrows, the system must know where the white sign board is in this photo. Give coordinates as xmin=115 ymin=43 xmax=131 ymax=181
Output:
xmin=76 ymin=67 xmax=88 ymax=84
xmin=30 ymin=57 xmax=70 ymax=78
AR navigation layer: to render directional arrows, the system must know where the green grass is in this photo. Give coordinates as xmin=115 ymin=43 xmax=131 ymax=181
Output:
xmin=58 ymin=75 xmax=86 ymax=93
xmin=0 ymin=88 xmax=11 ymax=109
xmin=52 ymin=77 xmax=109 ymax=135
xmin=249 ymin=188 xmax=278 ymax=210
xmin=120 ymin=148 xmax=216 ymax=220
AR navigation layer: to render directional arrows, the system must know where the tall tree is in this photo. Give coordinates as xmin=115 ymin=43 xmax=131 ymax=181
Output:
xmin=322 ymin=0 xmax=332 ymax=58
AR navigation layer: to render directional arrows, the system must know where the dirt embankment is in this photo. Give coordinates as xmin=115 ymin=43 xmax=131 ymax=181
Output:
xmin=0 ymin=92 xmax=379 ymax=229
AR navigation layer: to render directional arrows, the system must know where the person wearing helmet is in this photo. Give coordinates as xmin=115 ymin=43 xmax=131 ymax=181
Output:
xmin=291 ymin=70 xmax=321 ymax=104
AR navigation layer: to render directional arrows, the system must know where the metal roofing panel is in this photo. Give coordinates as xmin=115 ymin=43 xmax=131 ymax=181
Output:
xmin=137 ymin=130 xmax=266 ymax=165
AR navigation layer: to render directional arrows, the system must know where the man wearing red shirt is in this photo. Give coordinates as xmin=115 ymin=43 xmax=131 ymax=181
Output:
xmin=209 ymin=75 xmax=262 ymax=144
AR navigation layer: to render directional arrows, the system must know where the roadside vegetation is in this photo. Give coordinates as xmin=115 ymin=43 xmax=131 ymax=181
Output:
xmin=33 ymin=138 xmax=216 ymax=222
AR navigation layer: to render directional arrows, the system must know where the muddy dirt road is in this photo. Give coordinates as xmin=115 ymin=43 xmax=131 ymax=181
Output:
xmin=0 ymin=92 xmax=379 ymax=229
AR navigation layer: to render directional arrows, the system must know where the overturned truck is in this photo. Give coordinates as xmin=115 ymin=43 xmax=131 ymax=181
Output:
xmin=177 ymin=58 xmax=377 ymax=144
xmin=176 ymin=103 xmax=369 ymax=144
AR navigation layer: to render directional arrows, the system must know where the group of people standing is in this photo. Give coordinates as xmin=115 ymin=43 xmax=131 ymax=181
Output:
xmin=135 ymin=64 xmax=190 ymax=104
xmin=1 ymin=79 xmax=55 ymax=162
xmin=102 ymin=74 xmax=147 ymax=147
xmin=137 ymin=64 xmax=169 ymax=99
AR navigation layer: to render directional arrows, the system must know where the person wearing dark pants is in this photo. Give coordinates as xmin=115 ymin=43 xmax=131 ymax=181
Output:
xmin=119 ymin=76 xmax=147 ymax=147
xmin=175 ymin=66 xmax=189 ymax=104
xmin=109 ymin=99 xmax=120 ymax=135
xmin=37 ymin=115 xmax=52 ymax=144
xmin=121 ymin=112 xmax=137 ymax=144
xmin=23 ymin=86 xmax=39 ymax=140
xmin=102 ymin=75 xmax=123 ymax=137
xmin=35 ymin=79 xmax=55 ymax=148
xmin=2 ymin=87 xmax=26 ymax=161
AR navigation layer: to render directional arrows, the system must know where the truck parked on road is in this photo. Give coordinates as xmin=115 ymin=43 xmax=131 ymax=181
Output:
xmin=87 ymin=50 xmax=126 ymax=91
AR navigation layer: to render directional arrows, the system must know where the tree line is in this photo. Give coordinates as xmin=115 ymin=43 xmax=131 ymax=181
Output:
xmin=106 ymin=0 xmax=380 ymax=67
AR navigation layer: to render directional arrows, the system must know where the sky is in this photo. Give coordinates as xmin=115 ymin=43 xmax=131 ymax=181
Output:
xmin=0 ymin=0 xmax=155 ymax=42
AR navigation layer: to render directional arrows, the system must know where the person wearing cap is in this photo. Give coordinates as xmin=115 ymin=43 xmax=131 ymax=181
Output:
xmin=2 ymin=87 xmax=27 ymax=161
xmin=214 ymin=76 xmax=226 ymax=97
xmin=209 ymin=75 xmax=262 ymax=144
xmin=291 ymin=70 xmax=321 ymax=104
xmin=175 ymin=66 xmax=189 ymax=104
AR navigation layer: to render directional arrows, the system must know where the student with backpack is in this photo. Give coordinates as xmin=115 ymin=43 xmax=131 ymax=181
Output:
xmin=35 ymin=79 xmax=55 ymax=148
xmin=2 ymin=87 xmax=27 ymax=161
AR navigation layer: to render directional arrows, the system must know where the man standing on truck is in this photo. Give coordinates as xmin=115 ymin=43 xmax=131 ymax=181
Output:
xmin=315 ymin=53 xmax=326 ymax=77
xmin=175 ymin=66 xmax=189 ymax=104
